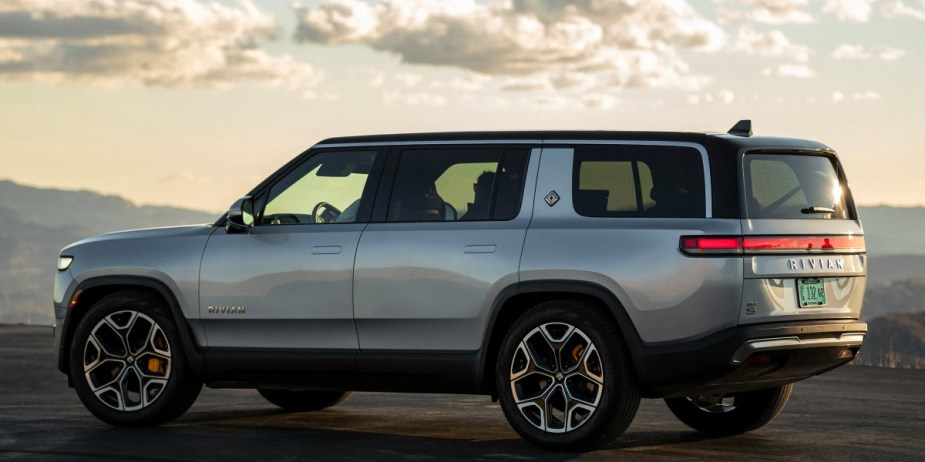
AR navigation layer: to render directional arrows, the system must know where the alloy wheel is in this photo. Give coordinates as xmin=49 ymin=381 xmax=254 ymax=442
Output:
xmin=82 ymin=310 xmax=172 ymax=411
xmin=509 ymin=322 xmax=604 ymax=433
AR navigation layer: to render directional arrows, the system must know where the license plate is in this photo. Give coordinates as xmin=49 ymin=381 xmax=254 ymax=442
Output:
xmin=797 ymin=278 xmax=826 ymax=307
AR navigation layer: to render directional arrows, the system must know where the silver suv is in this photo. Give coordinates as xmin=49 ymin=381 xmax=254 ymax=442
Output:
xmin=53 ymin=121 xmax=867 ymax=451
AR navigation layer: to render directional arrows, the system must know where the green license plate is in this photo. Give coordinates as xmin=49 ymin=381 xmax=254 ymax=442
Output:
xmin=797 ymin=278 xmax=826 ymax=307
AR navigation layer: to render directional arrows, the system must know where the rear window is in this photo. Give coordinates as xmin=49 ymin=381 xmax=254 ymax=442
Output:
xmin=573 ymin=145 xmax=705 ymax=218
xmin=745 ymin=154 xmax=849 ymax=219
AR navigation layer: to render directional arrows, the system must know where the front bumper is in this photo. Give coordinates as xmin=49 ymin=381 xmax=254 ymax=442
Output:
xmin=632 ymin=320 xmax=867 ymax=398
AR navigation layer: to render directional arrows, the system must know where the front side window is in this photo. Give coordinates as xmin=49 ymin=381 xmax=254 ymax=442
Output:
xmin=745 ymin=154 xmax=849 ymax=219
xmin=387 ymin=148 xmax=529 ymax=222
xmin=260 ymin=150 xmax=378 ymax=225
xmin=573 ymin=145 xmax=705 ymax=218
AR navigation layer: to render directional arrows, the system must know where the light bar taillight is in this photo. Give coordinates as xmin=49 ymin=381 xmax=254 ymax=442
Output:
xmin=681 ymin=235 xmax=865 ymax=256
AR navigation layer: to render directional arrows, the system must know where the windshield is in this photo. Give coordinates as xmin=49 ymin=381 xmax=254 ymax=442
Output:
xmin=745 ymin=154 xmax=851 ymax=219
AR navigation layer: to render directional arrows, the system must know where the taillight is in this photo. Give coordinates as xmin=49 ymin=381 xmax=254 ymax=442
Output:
xmin=743 ymin=235 xmax=865 ymax=253
xmin=680 ymin=237 xmax=742 ymax=255
xmin=680 ymin=235 xmax=865 ymax=256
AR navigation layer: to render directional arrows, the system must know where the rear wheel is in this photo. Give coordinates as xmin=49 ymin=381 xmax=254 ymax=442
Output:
xmin=68 ymin=290 xmax=202 ymax=426
xmin=496 ymin=300 xmax=640 ymax=451
xmin=664 ymin=384 xmax=793 ymax=435
xmin=258 ymin=389 xmax=352 ymax=411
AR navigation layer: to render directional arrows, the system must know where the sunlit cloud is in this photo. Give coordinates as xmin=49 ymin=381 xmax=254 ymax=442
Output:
xmin=687 ymin=89 xmax=736 ymax=105
xmin=0 ymin=0 xmax=320 ymax=89
xmin=763 ymin=63 xmax=815 ymax=78
xmin=581 ymin=94 xmax=621 ymax=110
xmin=293 ymin=0 xmax=726 ymax=91
xmin=824 ymin=0 xmax=879 ymax=22
xmin=882 ymin=1 xmax=925 ymax=20
xmin=832 ymin=90 xmax=882 ymax=102
xmin=831 ymin=44 xmax=907 ymax=60
xmin=715 ymin=0 xmax=816 ymax=24
xmin=733 ymin=27 xmax=812 ymax=62
xmin=382 ymin=89 xmax=446 ymax=107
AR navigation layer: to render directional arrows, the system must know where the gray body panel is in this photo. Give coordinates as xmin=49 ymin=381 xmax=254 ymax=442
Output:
xmin=354 ymin=221 xmax=525 ymax=351
xmin=199 ymin=224 xmax=364 ymax=350
xmin=353 ymin=148 xmax=540 ymax=351
xmin=522 ymin=146 xmax=743 ymax=344
xmin=55 ymin=225 xmax=213 ymax=346
xmin=738 ymin=219 xmax=867 ymax=325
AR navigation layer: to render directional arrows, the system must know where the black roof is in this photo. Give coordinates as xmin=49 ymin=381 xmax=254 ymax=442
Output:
xmin=316 ymin=130 xmax=831 ymax=151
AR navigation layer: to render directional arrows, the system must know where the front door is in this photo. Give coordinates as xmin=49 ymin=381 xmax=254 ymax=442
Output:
xmin=199 ymin=149 xmax=382 ymax=350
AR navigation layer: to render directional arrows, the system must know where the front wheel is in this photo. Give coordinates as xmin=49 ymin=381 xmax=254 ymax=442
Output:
xmin=496 ymin=301 xmax=640 ymax=452
xmin=68 ymin=290 xmax=202 ymax=426
xmin=258 ymin=389 xmax=352 ymax=411
xmin=664 ymin=384 xmax=793 ymax=435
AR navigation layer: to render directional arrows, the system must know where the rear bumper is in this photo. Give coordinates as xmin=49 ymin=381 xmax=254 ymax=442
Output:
xmin=632 ymin=320 xmax=866 ymax=398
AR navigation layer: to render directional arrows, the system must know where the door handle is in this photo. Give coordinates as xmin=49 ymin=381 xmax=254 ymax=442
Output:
xmin=464 ymin=245 xmax=497 ymax=254
xmin=311 ymin=245 xmax=343 ymax=255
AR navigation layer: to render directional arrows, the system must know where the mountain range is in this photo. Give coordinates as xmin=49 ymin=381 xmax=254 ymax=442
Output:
xmin=1 ymin=179 xmax=924 ymax=368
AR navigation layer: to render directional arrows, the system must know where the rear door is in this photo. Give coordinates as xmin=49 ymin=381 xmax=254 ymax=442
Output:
xmin=739 ymin=151 xmax=866 ymax=324
xmin=352 ymin=145 xmax=537 ymax=359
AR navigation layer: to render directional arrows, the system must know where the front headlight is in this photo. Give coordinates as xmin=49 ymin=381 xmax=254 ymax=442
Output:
xmin=57 ymin=256 xmax=73 ymax=271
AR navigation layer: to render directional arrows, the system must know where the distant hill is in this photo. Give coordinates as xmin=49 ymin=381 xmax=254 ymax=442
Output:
xmin=860 ymin=279 xmax=925 ymax=321
xmin=857 ymin=206 xmax=925 ymax=257
xmin=854 ymin=312 xmax=925 ymax=369
xmin=867 ymin=255 xmax=925 ymax=286
xmin=0 ymin=180 xmax=216 ymax=325
xmin=0 ymin=180 xmax=217 ymax=237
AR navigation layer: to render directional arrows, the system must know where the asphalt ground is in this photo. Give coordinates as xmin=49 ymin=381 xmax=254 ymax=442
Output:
xmin=1 ymin=325 xmax=923 ymax=461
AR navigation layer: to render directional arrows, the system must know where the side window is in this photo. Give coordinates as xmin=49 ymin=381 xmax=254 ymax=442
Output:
xmin=573 ymin=145 xmax=705 ymax=218
xmin=387 ymin=148 xmax=529 ymax=222
xmin=260 ymin=150 xmax=378 ymax=225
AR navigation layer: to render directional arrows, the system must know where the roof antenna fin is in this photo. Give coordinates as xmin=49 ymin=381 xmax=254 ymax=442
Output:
xmin=728 ymin=119 xmax=752 ymax=137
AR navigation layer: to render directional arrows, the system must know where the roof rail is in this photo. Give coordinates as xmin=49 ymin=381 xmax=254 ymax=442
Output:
xmin=728 ymin=120 xmax=752 ymax=137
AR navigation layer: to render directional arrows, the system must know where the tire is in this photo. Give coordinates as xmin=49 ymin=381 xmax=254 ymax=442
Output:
xmin=664 ymin=384 xmax=793 ymax=435
xmin=258 ymin=389 xmax=352 ymax=412
xmin=496 ymin=300 xmax=640 ymax=452
xmin=68 ymin=290 xmax=202 ymax=427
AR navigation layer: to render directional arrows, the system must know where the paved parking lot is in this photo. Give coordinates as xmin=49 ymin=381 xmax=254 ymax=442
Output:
xmin=1 ymin=325 xmax=923 ymax=461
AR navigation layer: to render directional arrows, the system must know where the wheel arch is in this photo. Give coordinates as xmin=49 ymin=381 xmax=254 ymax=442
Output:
xmin=478 ymin=280 xmax=643 ymax=395
xmin=58 ymin=276 xmax=205 ymax=377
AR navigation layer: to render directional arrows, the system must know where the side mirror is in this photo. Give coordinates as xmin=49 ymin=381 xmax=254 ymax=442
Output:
xmin=226 ymin=196 xmax=255 ymax=231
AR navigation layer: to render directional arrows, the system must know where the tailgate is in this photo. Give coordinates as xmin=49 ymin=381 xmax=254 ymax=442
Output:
xmin=738 ymin=152 xmax=866 ymax=325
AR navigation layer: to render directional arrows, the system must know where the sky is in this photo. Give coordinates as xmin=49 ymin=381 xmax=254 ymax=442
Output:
xmin=1 ymin=0 xmax=924 ymax=213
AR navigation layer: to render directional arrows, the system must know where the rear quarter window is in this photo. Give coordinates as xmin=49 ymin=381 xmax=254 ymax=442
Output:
xmin=745 ymin=154 xmax=850 ymax=219
xmin=573 ymin=145 xmax=706 ymax=218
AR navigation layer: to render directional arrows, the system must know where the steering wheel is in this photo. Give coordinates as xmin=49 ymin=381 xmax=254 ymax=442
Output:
xmin=311 ymin=202 xmax=342 ymax=224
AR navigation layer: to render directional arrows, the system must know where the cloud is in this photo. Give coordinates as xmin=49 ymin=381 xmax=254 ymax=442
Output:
xmin=293 ymin=0 xmax=726 ymax=91
xmin=581 ymin=94 xmax=621 ymax=110
xmin=715 ymin=0 xmax=815 ymax=24
xmin=882 ymin=1 xmax=925 ymax=20
xmin=381 ymin=90 xmax=446 ymax=107
xmin=823 ymin=0 xmax=878 ymax=22
xmin=831 ymin=44 xmax=907 ymax=60
xmin=0 ymin=0 xmax=319 ymax=88
xmin=733 ymin=27 xmax=812 ymax=62
xmin=763 ymin=63 xmax=815 ymax=78
xmin=687 ymin=89 xmax=736 ymax=105
xmin=833 ymin=90 xmax=881 ymax=102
